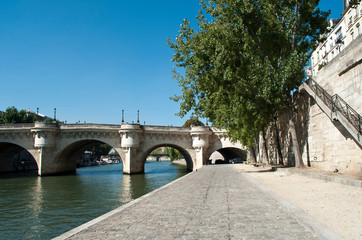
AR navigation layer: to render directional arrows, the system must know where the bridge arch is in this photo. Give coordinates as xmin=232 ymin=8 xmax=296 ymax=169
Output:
xmin=208 ymin=147 xmax=247 ymax=164
xmin=0 ymin=142 xmax=38 ymax=173
xmin=53 ymin=139 xmax=124 ymax=174
xmin=139 ymin=144 xmax=193 ymax=172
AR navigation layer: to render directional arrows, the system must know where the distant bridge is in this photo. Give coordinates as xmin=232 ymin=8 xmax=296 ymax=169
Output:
xmin=0 ymin=122 xmax=246 ymax=176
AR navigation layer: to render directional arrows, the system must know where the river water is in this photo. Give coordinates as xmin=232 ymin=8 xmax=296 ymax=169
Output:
xmin=0 ymin=162 xmax=187 ymax=240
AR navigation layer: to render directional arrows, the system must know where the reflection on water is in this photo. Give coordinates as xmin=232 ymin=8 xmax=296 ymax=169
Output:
xmin=0 ymin=162 xmax=187 ymax=240
xmin=120 ymin=174 xmax=133 ymax=204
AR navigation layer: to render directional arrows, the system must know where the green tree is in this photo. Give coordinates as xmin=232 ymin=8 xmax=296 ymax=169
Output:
xmin=182 ymin=118 xmax=205 ymax=127
xmin=86 ymin=143 xmax=112 ymax=156
xmin=350 ymin=0 xmax=361 ymax=8
xmin=0 ymin=106 xmax=36 ymax=124
xmin=168 ymin=0 xmax=329 ymax=167
xmin=167 ymin=147 xmax=183 ymax=161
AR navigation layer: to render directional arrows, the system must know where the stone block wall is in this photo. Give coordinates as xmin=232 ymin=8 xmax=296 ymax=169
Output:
xmin=256 ymin=93 xmax=361 ymax=178
xmin=315 ymin=34 xmax=361 ymax=113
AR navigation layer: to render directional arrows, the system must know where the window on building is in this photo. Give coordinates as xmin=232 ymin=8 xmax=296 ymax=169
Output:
xmin=329 ymin=36 xmax=334 ymax=49
xmin=335 ymin=27 xmax=343 ymax=43
xmin=357 ymin=24 xmax=360 ymax=36
xmin=351 ymin=31 xmax=354 ymax=40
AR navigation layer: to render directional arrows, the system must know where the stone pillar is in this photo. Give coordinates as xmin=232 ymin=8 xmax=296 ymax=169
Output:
xmin=190 ymin=126 xmax=211 ymax=170
xmin=119 ymin=124 xmax=143 ymax=174
xmin=31 ymin=122 xmax=58 ymax=176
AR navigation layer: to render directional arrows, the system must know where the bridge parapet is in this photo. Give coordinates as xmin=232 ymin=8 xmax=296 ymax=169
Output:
xmin=119 ymin=124 xmax=143 ymax=148
xmin=31 ymin=122 xmax=58 ymax=148
xmin=190 ymin=126 xmax=212 ymax=149
xmin=60 ymin=123 xmax=121 ymax=129
xmin=0 ymin=123 xmax=34 ymax=130
xmin=143 ymin=125 xmax=190 ymax=133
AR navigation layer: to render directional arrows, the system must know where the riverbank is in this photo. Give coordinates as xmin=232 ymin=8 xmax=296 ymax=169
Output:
xmin=54 ymin=165 xmax=342 ymax=240
xmin=171 ymin=159 xmax=187 ymax=166
xmin=235 ymin=164 xmax=362 ymax=240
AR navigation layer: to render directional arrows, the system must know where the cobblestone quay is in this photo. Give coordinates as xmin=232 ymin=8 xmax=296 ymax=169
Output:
xmin=55 ymin=165 xmax=341 ymax=240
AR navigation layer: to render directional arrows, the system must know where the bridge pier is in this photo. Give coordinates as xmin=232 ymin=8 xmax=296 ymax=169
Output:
xmin=194 ymin=148 xmax=205 ymax=169
xmin=120 ymin=124 xmax=144 ymax=174
xmin=36 ymin=147 xmax=76 ymax=176
xmin=191 ymin=126 xmax=212 ymax=170
xmin=31 ymin=122 xmax=65 ymax=176
xmin=122 ymin=147 xmax=144 ymax=174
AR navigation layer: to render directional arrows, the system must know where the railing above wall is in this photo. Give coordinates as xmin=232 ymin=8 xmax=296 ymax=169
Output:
xmin=305 ymin=77 xmax=362 ymax=136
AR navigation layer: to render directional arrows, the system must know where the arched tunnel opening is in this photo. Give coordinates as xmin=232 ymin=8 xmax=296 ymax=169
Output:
xmin=0 ymin=143 xmax=38 ymax=174
xmin=55 ymin=140 xmax=122 ymax=174
xmin=208 ymin=147 xmax=247 ymax=164
xmin=143 ymin=144 xmax=193 ymax=173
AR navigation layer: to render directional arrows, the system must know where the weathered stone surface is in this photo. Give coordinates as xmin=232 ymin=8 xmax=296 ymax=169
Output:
xmin=316 ymin=35 xmax=361 ymax=113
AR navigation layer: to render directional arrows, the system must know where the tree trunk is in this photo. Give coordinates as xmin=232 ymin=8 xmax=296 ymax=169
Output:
xmin=287 ymin=101 xmax=304 ymax=168
xmin=254 ymin=137 xmax=260 ymax=164
xmin=248 ymin=146 xmax=257 ymax=164
xmin=274 ymin=117 xmax=283 ymax=165
xmin=261 ymin=130 xmax=269 ymax=164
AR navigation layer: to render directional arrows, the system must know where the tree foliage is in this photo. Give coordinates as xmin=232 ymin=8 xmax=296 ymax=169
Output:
xmin=168 ymin=0 xmax=329 ymax=166
xmin=182 ymin=118 xmax=205 ymax=127
xmin=167 ymin=147 xmax=183 ymax=161
xmin=85 ymin=143 xmax=113 ymax=156
xmin=350 ymin=0 xmax=361 ymax=8
xmin=151 ymin=147 xmax=184 ymax=161
xmin=0 ymin=106 xmax=36 ymax=124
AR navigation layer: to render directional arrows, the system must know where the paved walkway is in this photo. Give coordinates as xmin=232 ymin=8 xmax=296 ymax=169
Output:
xmin=55 ymin=165 xmax=342 ymax=240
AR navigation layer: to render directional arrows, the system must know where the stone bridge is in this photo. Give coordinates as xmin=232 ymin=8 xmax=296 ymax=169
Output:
xmin=0 ymin=122 xmax=246 ymax=176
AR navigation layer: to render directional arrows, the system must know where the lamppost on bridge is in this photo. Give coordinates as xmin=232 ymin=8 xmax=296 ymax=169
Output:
xmin=122 ymin=109 xmax=125 ymax=124
xmin=54 ymin=108 xmax=56 ymax=121
xmin=137 ymin=110 xmax=140 ymax=124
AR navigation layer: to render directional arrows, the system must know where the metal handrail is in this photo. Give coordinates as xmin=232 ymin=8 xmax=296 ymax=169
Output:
xmin=305 ymin=77 xmax=362 ymax=135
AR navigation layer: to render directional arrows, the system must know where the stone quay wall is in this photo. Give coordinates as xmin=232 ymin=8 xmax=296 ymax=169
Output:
xmin=315 ymin=35 xmax=362 ymax=113
xmin=255 ymin=36 xmax=362 ymax=178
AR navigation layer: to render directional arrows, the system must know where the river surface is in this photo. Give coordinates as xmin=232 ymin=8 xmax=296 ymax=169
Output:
xmin=0 ymin=162 xmax=187 ymax=240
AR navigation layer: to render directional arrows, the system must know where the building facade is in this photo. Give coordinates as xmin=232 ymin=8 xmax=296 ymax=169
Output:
xmin=311 ymin=0 xmax=361 ymax=76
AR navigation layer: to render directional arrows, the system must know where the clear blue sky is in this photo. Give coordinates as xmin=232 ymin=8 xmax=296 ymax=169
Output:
xmin=0 ymin=0 xmax=343 ymax=126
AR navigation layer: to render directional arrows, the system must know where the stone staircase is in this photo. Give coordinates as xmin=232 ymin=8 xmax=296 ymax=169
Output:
xmin=299 ymin=77 xmax=361 ymax=147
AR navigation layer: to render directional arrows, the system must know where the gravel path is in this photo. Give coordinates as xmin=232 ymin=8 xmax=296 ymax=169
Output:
xmin=235 ymin=164 xmax=362 ymax=240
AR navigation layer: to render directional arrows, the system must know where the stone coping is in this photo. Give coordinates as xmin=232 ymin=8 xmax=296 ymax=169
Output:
xmin=277 ymin=167 xmax=362 ymax=188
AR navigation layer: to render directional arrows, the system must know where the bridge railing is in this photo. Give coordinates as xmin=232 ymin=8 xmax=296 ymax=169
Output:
xmin=305 ymin=77 xmax=362 ymax=135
